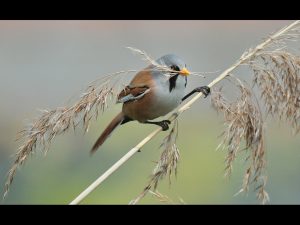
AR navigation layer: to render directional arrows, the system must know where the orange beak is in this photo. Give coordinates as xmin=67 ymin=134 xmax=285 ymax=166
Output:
xmin=179 ymin=67 xmax=190 ymax=76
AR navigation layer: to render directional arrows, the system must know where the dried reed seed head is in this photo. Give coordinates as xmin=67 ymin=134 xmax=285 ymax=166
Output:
xmin=130 ymin=120 xmax=180 ymax=204
xmin=251 ymin=51 xmax=300 ymax=133
xmin=209 ymin=25 xmax=300 ymax=203
xmin=151 ymin=120 xmax=180 ymax=189
xmin=211 ymin=77 xmax=268 ymax=204
xmin=4 ymin=75 xmax=121 ymax=198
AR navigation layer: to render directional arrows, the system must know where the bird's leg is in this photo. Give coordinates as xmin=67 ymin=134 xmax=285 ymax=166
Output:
xmin=182 ymin=86 xmax=210 ymax=101
xmin=144 ymin=120 xmax=171 ymax=131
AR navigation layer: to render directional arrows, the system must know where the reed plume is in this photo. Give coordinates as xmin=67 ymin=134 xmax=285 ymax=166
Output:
xmin=211 ymin=77 xmax=268 ymax=203
xmin=130 ymin=119 xmax=180 ymax=204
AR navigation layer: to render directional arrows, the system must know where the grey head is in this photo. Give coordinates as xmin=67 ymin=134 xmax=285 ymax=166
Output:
xmin=155 ymin=54 xmax=187 ymax=73
xmin=154 ymin=54 xmax=190 ymax=93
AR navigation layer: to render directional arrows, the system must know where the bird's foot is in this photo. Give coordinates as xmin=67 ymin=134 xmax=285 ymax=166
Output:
xmin=195 ymin=86 xmax=210 ymax=98
xmin=158 ymin=120 xmax=171 ymax=131
xmin=145 ymin=120 xmax=171 ymax=131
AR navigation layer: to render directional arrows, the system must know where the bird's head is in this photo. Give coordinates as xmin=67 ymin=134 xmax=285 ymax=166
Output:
xmin=156 ymin=54 xmax=190 ymax=76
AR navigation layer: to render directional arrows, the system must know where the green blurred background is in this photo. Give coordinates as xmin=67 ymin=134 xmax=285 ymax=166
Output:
xmin=0 ymin=20 xmax=299 ymax=204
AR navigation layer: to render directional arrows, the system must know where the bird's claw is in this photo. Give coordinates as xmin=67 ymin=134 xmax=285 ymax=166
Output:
xmin=160 ymin=120 xmax=171 ymax=131
xmin=196 ymin=86 xmax=210 ymax=98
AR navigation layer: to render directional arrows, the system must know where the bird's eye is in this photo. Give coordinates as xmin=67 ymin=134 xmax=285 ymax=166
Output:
xmin=170 ymin=65 xmax=180 ymax=71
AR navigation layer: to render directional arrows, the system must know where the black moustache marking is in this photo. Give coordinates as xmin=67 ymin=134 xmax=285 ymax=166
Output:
xmin=169 ymin=74 xmax=179 ymax=92
xmin=169 ymin=74 xmax=188 ymax=92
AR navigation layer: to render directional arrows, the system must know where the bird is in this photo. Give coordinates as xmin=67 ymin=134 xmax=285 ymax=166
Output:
xmin=91 ymin=54 xmax=210 ymax=154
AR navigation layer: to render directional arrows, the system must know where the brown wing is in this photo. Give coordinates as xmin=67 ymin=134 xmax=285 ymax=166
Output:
xmin=117 ymin=67 xmax=154 ymax=103
xmin=117 ymin=85 xmax=150 ymax=103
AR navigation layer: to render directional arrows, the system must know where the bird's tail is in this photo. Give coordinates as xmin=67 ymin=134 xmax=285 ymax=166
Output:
xmin=90 ymin=112 xmax=124 ymax=154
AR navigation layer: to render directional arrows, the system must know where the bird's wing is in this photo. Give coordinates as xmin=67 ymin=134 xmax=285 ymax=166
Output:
xmin=117 ymin=84 xmax=150 ymax=103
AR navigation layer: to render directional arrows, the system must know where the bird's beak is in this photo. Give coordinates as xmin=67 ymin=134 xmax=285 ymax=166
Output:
xmin=179 ymin=67 xmax=190 ymax=76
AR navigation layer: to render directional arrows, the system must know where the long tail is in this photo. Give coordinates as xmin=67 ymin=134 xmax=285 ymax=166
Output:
xmin=90 ymin=112 xmax=125 ymax=154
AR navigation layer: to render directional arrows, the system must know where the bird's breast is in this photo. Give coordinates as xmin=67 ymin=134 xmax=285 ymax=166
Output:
xmin=150 ymin=75 xmax=186 ymax=118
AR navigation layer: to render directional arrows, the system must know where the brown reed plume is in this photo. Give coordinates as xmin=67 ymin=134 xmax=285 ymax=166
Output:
xmin=130 ymin=119 xmax=180 ymax=204
xmin=251 ymin=51 xmax=300 ymax=133
xmin=211 ymin=77 xmax=268 ymax=203
xmin=4 ymin=76 xmax=120 ymax=198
